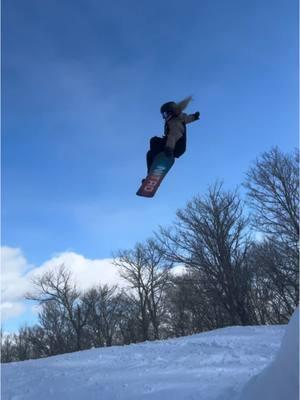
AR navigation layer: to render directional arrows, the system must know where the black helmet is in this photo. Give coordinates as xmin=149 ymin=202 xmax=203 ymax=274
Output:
xmin=160 ymin=101 xmax=179 ymax=116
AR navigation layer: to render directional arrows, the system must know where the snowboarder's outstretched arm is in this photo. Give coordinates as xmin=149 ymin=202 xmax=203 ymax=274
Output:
xmin=182 ymin=112 xmax=200 ymax=124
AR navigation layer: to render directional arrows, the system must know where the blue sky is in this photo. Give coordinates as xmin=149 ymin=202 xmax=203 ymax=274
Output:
xmin=1 ymin=0 xmax=298 ymax=330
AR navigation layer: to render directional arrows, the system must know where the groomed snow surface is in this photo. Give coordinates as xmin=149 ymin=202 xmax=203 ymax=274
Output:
xmin=2 ymin=309 xmax=299 ymax=400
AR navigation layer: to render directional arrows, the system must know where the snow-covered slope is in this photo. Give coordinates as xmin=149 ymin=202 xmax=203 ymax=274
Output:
xmin=237 ymin=308 xmax=299 ymax=400
xmin=1 ymin=324 xmax=287 ymax=400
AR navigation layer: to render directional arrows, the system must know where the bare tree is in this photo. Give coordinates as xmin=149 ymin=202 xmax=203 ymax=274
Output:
xmin=245 ymin=147 xmax=299 ymax=311
xmin=158 ymin=183 xmax=254 ymax=326
xmin=114 ymin=239 xmax=172 ymax=340
xmin=1 ymin=330 xmax=15 ymax=363
xmin=26 ymin=326 xmax=51 ymax=359
xmin=164 ymin=271 xmax=228 ymax=337
xmin=248 ymin=241 xmax=297 ymax=323
xmin=27 ymin=265 xmax=91 ymax=351
xmin=38 ymin=300 xmax=74 ymax=354
xmin=164 ymin=274 xmax=197 ymax=337
xmin=115 ymin=292 xmax=143 ymax=345
xmin=13 ymin=326 xmax=33 ymax=361
xmin=114 ymin=245 xmax=150 ymax=341
xmin=142 ymin=239 xmax=172 ymax=339
xmin=83 ymin=285 xmax=121 ymax=347
xmin=245 ymin=147 xmax=299 ymax=246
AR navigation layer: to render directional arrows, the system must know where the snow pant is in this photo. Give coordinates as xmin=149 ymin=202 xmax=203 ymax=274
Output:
xmin=146 ymin=136 xmax=186 ymax=173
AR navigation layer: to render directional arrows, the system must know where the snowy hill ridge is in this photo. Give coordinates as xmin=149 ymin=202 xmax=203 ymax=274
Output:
xmin=2 ymin=312 xmax=298 ymax=400
xmin=236 ymin=307 xmax=299 ymax=400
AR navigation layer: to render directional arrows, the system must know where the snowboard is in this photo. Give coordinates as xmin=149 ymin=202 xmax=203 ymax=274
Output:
xmin=136 ymin=152 xmax=175 ymax=198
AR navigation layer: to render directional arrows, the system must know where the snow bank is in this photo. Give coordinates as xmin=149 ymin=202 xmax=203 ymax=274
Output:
xmin=1 ymin=325 xmax=285 ymax=400
xmin=237 ymin=307 xmax=299 ymax=400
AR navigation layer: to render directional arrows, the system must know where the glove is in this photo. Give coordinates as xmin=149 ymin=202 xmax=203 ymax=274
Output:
xmin=194 ymin=111 xmax=200 ymax=120
xmin=164 ymin=146 xmax=174 ymax=158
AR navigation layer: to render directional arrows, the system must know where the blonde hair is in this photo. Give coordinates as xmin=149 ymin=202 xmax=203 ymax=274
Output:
xmin=176 ymin=96 xmax=193 ymax=113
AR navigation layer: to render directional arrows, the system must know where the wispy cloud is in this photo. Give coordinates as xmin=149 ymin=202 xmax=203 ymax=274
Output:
xmin=1 ymin=302 xmax=26 ymax=322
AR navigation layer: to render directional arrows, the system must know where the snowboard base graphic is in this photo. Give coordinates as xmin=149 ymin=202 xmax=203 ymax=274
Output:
xmin=136 ymin=152 xmax=175 ymax=198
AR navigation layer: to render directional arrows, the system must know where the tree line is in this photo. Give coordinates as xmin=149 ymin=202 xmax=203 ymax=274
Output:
xmin=1 ymin=147 xmax=299 ymax=363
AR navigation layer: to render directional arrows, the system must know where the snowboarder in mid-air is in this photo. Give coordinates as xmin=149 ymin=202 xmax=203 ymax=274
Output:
xmin=136 ymin=96 xmax=200 ymax=198
xmin=147 ymin=96 xmax=200 ymax=173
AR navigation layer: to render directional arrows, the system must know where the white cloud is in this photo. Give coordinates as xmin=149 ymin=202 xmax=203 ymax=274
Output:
xmin=1 ymin=247 xmax=186 ymax=326
xmin=172 ymin=264 xmax=187 ymax=276
xmin=30 ymin=252 xmax=125 ymax=291
xmin=1 ymin=247 xmax=125 ymax=323
xmin=1 ymin=247 xmax=32 ymax=304
xmin=0 ymin=302 xmax=26 ymax=321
